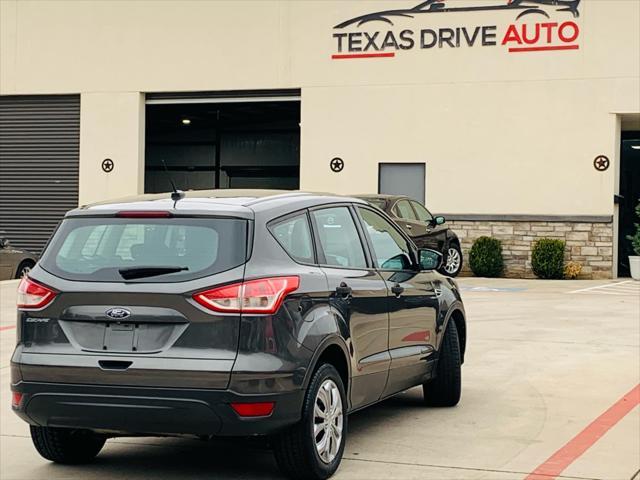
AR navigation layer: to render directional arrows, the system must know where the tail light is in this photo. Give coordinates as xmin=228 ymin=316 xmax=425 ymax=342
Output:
xmin=17 ymin=277 xmax=57 ymax=309
xmin=11 ymin=392 xmax=23 ymax=408
xmin=193 ymin=276 xmax=299 ymax=314
xmin=230 ymin=402 xmax=274 ymax=417
xmin=116 ymin=211 xmax=172 ymax=218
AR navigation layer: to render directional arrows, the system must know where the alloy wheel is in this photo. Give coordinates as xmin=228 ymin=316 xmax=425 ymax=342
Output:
xmin=444 ymin=247 xmax=461 ymax=274
xmin=313 ymin=379 xmax=343 ymax=464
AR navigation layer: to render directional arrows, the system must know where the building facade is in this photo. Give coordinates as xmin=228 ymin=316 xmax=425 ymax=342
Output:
xmin=1 ymin=0 xmax=639 ymax=278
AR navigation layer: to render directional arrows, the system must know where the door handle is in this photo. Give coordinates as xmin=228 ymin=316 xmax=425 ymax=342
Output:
xmin=335 ymin=282 xmax=352 ymax=298
xmin=391 ymin=283 xmax=404 ymax=297
xmin=405 ymin=224 xmax=412 ymax=229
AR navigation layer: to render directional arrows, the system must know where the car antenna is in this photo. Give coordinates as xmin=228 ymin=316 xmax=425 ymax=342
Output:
xmin=161 ymin=159 xmax=185 ymax=203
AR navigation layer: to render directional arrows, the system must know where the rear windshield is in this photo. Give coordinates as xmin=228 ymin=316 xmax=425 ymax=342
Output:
xmin=40 ymin=217 xmax=248 ymax=282
xmin=365 ymin=198 xmax=386 ymax=210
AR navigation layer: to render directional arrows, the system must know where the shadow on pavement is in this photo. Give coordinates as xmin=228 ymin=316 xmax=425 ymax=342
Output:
xmin=47 ymin=437 xmax=281 ymax=479
xmin=29 ymin=388 xmax=429 ymax=479
xmin=348 ymin=387 xmax=432 ymax=437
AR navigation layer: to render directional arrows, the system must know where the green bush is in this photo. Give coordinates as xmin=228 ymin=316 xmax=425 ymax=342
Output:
xmin=531 ymin=238 xmax=566 ymax=279
xmin=469 ymin=236 xmax=504 ymax=277
xmin=626 ymin=202 xmax=640 ymax=256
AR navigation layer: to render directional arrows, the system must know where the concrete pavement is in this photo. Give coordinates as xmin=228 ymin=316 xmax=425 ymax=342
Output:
xmin=1 ymin=277 xmax=639 ymax=480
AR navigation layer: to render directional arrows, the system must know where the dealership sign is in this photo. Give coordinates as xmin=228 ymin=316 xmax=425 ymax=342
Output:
xmin=332 ymin=0 xmax=581 ymax=59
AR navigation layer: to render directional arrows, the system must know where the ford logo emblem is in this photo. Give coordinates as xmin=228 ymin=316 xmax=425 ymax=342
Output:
xmin=106 ymin=308 xmax=131 ymax=320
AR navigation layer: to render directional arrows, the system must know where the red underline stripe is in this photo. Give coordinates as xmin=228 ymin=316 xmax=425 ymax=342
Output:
xmin=331 ymin=52 xmax=395 ymax=59
xmin=0 ymin=325 xmax=16 ymax=331
xmin=509 ymin=44 xmax=579 ymax=53
xmin=525 ymin=383 xmax=640 ymax=480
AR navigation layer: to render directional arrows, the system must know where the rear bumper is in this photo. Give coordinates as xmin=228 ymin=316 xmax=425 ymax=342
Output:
xmin=11 ymin=381 xmax=304 ymax=437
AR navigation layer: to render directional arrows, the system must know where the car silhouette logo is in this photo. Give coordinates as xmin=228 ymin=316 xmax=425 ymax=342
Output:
xmin=106 ymin=308 xmax=131 ymax=320
xmin=334 ymin=0 xmax=581 ymax=29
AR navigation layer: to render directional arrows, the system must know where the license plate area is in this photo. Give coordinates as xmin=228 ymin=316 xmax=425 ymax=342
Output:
xmin=57 ymin=320 xmax=185 ymax=354
xmin=104 ymin=323 xmax=137 ymax=352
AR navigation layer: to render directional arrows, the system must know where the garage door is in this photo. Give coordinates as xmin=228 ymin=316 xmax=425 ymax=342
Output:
xmin=145 ymin=90 xmax=300 ymax=192
xmin=0 ymin=95 xmax=80 ymax=254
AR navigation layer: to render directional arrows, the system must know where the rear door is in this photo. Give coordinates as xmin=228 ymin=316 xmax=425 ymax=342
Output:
xmin=309 ymin=205 xmax=390 ymax=410
xmin=17 ymin=213 xmax=249 ymax=389
xmin=355 ymin=206 xmax=439 ymax=397
xmin=393 ymin=199 xmax=430 ymax=248
xmin=411 ymin=200 xmax=446 ymax=252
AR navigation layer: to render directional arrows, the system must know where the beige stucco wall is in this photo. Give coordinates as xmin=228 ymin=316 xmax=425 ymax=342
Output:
xmin=301 ymin=79 xmax=636 ymax=215
xmin=78 ymin=93 xmax=145 ymax=205
xmin=1 ymin=0 xmax=639 ymax=210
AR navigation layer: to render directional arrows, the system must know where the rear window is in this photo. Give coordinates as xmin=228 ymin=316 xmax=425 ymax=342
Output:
xmin=366 ymin=198 xmax=386 ymax=210
xmin=40 ymin=217 xmax=248 ymax=282
xmin=311 ymin=207 xmax=366 ymax=269
xmin=269 ymin=213 xmax=315 ymax=264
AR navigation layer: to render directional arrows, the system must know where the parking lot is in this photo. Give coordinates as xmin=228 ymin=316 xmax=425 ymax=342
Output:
xmin=1 ymin=277 xmax=638 ymax=480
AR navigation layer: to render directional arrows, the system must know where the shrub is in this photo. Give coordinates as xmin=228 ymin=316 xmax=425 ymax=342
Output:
xmin=626 ymin=202 xmax=640 ymax=256
xmin=564 ymin=261 xmax=582 ymax=280
xmin=469 ymin=236 xmax=504 ymax=277
xmin=531 ymin=238 xmax=566 ymax=279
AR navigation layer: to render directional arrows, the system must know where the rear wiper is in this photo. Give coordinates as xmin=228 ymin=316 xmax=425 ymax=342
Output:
xmin=118 ymin=266 xmax=189 ymax=280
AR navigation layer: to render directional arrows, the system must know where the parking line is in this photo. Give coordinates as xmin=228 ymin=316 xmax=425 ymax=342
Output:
xmin=0 ymin=325 xmax=15 ymax=331
xmin=525 ymin=384 xmax=640 ymax=480
xmin=578 ymin=291 xmax=635 ymax=296
xmin=568 ymin=280 xmax=633 ymax=294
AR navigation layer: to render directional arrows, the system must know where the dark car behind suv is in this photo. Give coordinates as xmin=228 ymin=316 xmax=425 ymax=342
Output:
xmin=356 ymin=194 xmax=463 ymax=277
xmin=0 ymin=233 xmax=38 ymax=280
xmin=11 ymin=190 xmax=466 ymax=479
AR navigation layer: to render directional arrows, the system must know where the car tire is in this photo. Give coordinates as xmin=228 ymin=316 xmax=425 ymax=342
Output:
xmin=15 ymin=260 xmax=34 ymax=279
xmin=273 ymin=364 xmax=347 ymax=480
xmin=439 ymin=244 xmax=463 ymax=277
xmin=30 ymin=426 xmax=106 ymax=464
xmin=423 ymin=320 xmax=461 ymax=407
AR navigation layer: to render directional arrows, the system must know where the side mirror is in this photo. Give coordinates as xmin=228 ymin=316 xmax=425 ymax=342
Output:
xmin=434 ymin=216 xmax=446 ymax=226
xmin=0 ymin=238 xmax=8 ymax=249
xmin=418 ymin=249 xmax=442 ymax=271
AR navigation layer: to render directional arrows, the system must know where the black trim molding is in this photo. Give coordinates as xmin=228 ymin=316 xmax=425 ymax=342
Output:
xmin=146 ymin=89 xmax=301 ymax=101
xmin=442 ymin=214 xmax=613 ymax=223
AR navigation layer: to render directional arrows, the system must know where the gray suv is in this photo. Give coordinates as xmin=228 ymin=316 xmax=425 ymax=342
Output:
xmin=11 ymin=190 xmax=466 ymax=480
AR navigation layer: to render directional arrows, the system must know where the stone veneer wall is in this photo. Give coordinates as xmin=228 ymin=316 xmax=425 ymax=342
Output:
xmin=447 ymin=220 xmax=614 ymax=279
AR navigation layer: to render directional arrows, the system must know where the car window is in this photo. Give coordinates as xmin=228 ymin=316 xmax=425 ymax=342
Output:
xmin=394 ymin=200 xmax=417 ymax=220
xmin=40 ymin=217 xmax=247 ymax=282
xmin=269 ymin=213 xmax=314 ymax=264
xmin=411 ymin=201 xmax=433 ymax=223
xmin=311 ymin=207 xmax=366 ymax=269
xmin=366 ymin=198 xmax=386 ymax=211
xmin=358 ymin=207 xmax=414 ymax=271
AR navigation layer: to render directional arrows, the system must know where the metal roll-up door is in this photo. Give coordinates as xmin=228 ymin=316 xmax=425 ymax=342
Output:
xmin=0 ymin=95 xmax=80 ymax=255
xmin=145 ymin=89 xmax=301 ymax=103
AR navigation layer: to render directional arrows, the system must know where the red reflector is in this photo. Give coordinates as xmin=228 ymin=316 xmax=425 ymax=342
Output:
xmin=193 ymin=276 xmax=299 ymax=314
xmin=12 ymin=392 xmax=23 ymax=407
xmin=230 ymin=402 xmax=275 ymax=417
xmin=116 ymin=211 xmax=172 ymax=218
xmin=17 ymin=277 xmax=57 ymax=309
